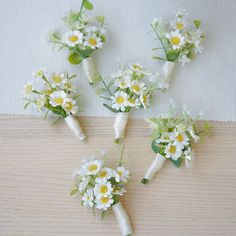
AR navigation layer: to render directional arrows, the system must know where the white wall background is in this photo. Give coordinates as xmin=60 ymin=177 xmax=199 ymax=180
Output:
xmin=0 ymin=0 xmax=235 ymax=121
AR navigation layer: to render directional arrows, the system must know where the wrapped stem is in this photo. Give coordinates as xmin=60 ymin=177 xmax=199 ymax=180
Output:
xmin=142 ymin=154 xmax=166 ymax=184
xmin=161 ymin=61 xmax=176 ymax=84
xmin=112 ymin=202 xmax=133 ymax=236
xmin=113 ymin=112 xmax=130 ymax=143
xmin=64 ymin=115 xmax=86 ymax=141
xmin=82 ymin=57 xmax=100 ymax=85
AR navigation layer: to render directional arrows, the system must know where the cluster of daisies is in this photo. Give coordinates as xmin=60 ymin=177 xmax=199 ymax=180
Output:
xmin=23 ymin=68 xmax=79 ymax=118
xmin=71 ymin=159 xmax=129 ymax=212
xmin=148 ymin=106 xmax=210 ymax=168
xmin=96 ymin=63 xmax=167 ymax=113
xmin=50 ymin=9 xmax=106 ymax=64
xmin=151 ymin=9 xmax=204 ymax=65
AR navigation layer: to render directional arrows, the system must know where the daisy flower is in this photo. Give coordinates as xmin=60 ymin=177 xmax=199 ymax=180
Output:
xmin=187 ymin=125 xmax=200 ymax=142
xmin=113 ymin=186 xmax=126 ymax=196
xmin=111 ymin=91 xmax=129 ymax=112
xmin=166 ymin=30 xmax=185 ymax=50
xmin=83 ymin=159 xmax=103 ymax=176
xmin=172 ymin=131 xmax=189 ymax=148
xmin=164 ymin=143 xmax=182 ymax=160
xmin=184 ymin=148 xmax=195 ymax=168
xmin=84 ymin=34 xmax=103 ymax=49
xmin=115 ymin=167 xmax=130 ymax=183
xmin=33 ymin=67 xmax=46 ymax=79
xmin=97 ymin=167 xmax=113 ymax=181
xmin=79 ymin=176 xmax=90 ymax=193
xmin=82 ymin=189 xmax=94 ymax=208
xmin=174 ymin=9 xmax=188 ymax=18
xmin=179 ymin=54 xmax=191 ymax=65
xmin=95 ymin=195 xmax=114 ymax=211
xmin=49 ymin=91 xmax=67 ymax=107
xmin=128 ymin=97 xmax=140 ymax=108
xmin=171 ymin=18 xmax=186 ymax=31
xmin=140 ymin=93 xmax=151 ymax=109
xmin=94 ymin=180 xmax=113 ymax=198
xmin=130 ymin=81 xmax=146 ymax=95
xmin=50 ymin=72 xmax=66 ymax=88
xmin=23 ymin=81 xmax=34 ymax=96
xmin=63 ymin=30 xmax=83 ymax=47
xmin=114 ymin=75 xmax=131 ymax=89
xmin=63 ymin=98 xmax=78 ymax=115
xmin=35 ymin=95 xmax=46 ymax=111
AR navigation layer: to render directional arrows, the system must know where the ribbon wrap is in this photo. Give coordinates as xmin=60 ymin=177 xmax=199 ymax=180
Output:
xmin=64 ymin=115 xmax=86 ymax=141
xmin=143 ymin=154 xmax=166 ymax=181
xmin=82 ymin=57 xmax=100 ymax=85
xmin=113 ymin=112 xmax=129 ymax=141
xmin=112 ymin=202 xmax=133 ymax=236
xmin=161 ymin=61 xmax=176 ymax=84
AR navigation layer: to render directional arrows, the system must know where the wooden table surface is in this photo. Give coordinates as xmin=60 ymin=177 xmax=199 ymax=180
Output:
xmin=0 ymin=116 xmax=236 ymax=236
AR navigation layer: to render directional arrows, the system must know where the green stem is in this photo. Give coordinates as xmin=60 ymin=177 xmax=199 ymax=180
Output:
xmin=79 ymin=0 xmax=85 ymax=17
xmin=98 ymin=73 xmax=113 ymax=97
xmin=118 ymin=144 xmax=125 ymax=167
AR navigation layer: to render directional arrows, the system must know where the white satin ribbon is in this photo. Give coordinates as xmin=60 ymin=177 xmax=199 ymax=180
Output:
xmin=112 ymin=202 xmax=133 ymax=236
xmin=64 ymin=115 xmax=86 ymax=141
xmin=161 ymin=61 xmax=176 ymax=84
xmin=143 ymin=154 xmax=166 ymax=181
xmin=113 ymin=112 xmax=129 ymax=141
xmin=82 ymin=57 xmax=100 ymax=85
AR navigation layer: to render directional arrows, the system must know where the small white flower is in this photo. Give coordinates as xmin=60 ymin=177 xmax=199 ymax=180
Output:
xmin=50 ymin=72 xmax=66 ymax=88
xmin=111 ymin=91 xmax=129 ymax=112
xmin=94 ymin=180 xmax=113 ymax=198
xmin=174 ymin=9 xmax=188 ymax=18
xmin=184 ymin=148 xmax=195 ymax=168
xmin=63 ymin=81 xmax=75 ymax=92
xmin=82 ymin=159 xmax=103 ymax=176
xmin=84 ymin=34 xmax=103 ymax=49
xmin=115 ymin=167 xmax=130 ymax=183
xmin=130 ymin=81 xmax=146 ymax=95
xmin=79 ymin=176 xmax=90 ymax=193
xmin=23 ymin=81 xmax=34 ymax=96
xmin=62 ymin=98 xmax=78 ymax=115
xmin=33 ymin=67 xmax=46 ymax=79
xmin=114 ymin=75 xmax=131 ymax=89
xmin=35 ymin=95 xmax=46 ymax=111
xmin=82 ymin=189 xmax=94 ymax=208
xmin=140 ymin=93 xmax=151 ymax=109
xmin=113 ymin=186 xmax=126 ymax=196
xmin=164 ymin=143 xmax=182 ymax=160
xmin=96 ymin=167 xmax=113 ymax=181
xmin=128 ymin=97 xmax=140 ymax=108
xmin=187 ymin=125 xmax=200 ymax=142
xmin=171 ymin=18 xmax=186 ymax=31
xmin=179 ymin=54 xmax=191 ymax=65
xmin=129 ymin=63 xmax=151 ymax=76
xmin=171 ymin=131 xmax=189 ymax=148
xmin=166 ymin=30 xmax=185 ymax=49
xmin=63 ymin=30 xmax=83 ymax=47
xmin=95 ymin=195 xmax=114 ymax=211
xmin=49 ymin=91 xmax=67 ymax=107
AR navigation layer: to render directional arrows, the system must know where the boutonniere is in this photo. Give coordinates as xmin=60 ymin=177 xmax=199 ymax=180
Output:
xmin=151 ymin=9 xmax=205 ymax=83
xmin=94 ymin=63 xmax=168 ymax=143
xmin=23 ymin=68 xmax=86 ymax=141
xmin=71 ymin=151 xmax=132 ymax=236
xmin=49 ymin=0 xmax=106 ymax=85
xmin=142 ymin=103 xmax=211 ymax=184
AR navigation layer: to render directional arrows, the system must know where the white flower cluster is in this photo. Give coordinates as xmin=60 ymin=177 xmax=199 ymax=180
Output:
xmin=151 ymin=9 xmax=204 ymax=65
xmin=23 ymin=68 xmax=79 ymax=118
xmin=72 ymin=159 xmax=130 ymax=211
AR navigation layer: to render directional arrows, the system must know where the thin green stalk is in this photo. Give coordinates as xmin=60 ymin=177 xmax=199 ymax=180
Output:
xmin=118 ymin=144 xmax=125 ymax=167
xmin=98 ymin=73 xmax=113 ymax=96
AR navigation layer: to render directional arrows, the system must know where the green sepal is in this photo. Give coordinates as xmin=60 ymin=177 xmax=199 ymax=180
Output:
xmin=194 ymin=19 xmax=201 ymax=28
xmin=103 ymin=104 xmax=118 ymax=113
xmin=170 ymin=158 xmax=181 ymax=168
xmin=166 ymin=50 xmax=180 ymax=62
xmin=151 ymin=141 xmax=160 ymax=154
xmin=68 ymin=52 xmax=83 ymax=64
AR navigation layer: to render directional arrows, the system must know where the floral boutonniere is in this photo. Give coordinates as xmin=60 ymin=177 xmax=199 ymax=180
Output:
xmin=23 ymin=68 xmax=86 ymax=141
xmin=95 ymin=63 xmax=168 ymax=143
xmin=142 ymin=103 xmax=211 ymax=184
xmin=49 ymin=0 xmax=106 ymax=85
xmin=151 ymin=9 xmax=205 ymax=83
xmin=71 ymin=150 xmax=132 ymax=236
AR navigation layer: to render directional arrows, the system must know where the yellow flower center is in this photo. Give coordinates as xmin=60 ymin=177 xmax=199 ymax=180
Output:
xmin=65 ymin=102 xmax=73 ymax=111
xmin=100 ymin=185 xmax=108 ymax=194
xmin=43 ymin=89 xmax=52 ymax=96
xmin=88 ymin=164 xmax=98 ymax=172
xmin=99 ymin=171 xmax=107 ymax=178
xmin=129 ymin=98 xmax=135 ymax=104
xmin=117 ymin=171 xmax=123 ymax=177
xmin=177 ymin=134 xmax=184 ymax=142
xmin=36 ymin=70 xmax=43 ymax=77
xmin=53 ymin=97 xmax=64 ymax=105
xmin=142 ymin=95 xmax=147 ymax=104
xmin=169 ymin=145 xmax=176 ymax=154
xmin=132 ymin=85 xmax=140 ymax=92
xmin=100 ymin=196 xmax=109 ymax=204
xmin=65 ymin=83 xmax=72 ymax=90
xmin=52 ymin=75 xmax=62 ymax=83
xmin=171 ymin=36 xmax=181 ymax=45
xmin=116 ymin=96 xmax=125 ymax=104
xmin=88 ymin=38 xmax=97 ymax=46
xmin=69 ymin=35 xmax=79 ymax=43
xmin=176 ymin=23 xmax=183 ymax=30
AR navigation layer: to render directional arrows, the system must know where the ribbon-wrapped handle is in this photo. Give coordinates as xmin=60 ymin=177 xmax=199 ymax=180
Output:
xmin=82 ymin=57 xmax=100 ymax=85
xmin=112 ymin=202 xmax=133 ymax=236
xmin=161 ymin=61 xmax=176 ymax=84
xmin=64 ymin=115 xmax=86 ymax=141
xmin=142 ymin=154 xmax=166 ymax=184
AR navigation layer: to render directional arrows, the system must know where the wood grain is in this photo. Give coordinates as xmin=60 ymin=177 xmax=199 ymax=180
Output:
xmin=0 ymin=116 xmax=236 ymax=236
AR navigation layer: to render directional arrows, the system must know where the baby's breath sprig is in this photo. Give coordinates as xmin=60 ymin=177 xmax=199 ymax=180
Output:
xmin=142 ymin=104 xmax=211 ymax=184
xmin=71 ymin=152 xmax=132 ymax=236
xmin=23 ymin=68 xmax=86 ymax=141
xmin=49 ymin=0 xmax=107 ymax=85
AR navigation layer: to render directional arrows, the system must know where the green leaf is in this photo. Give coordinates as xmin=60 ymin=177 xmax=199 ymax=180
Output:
xmin=101 ymin=210 xmax=107 ymax=219
xmin=103 ymin=104 xmax=118 ymax=113
xmin=166 ymin=50 xmax=180 ymax=62
xmin=68 ymin=52 xmax=83 ymax=65
xmin=70 ymin=187 xmax=78 ymax=196
xmin=194 ymin=19 xmax=201 ymax=28
xmin=84 ymin=0 xmax=93 ymax=10
xmin=151 ymin=141 xmax=160 ymax=154
xmin=80 ymin=48 xmax=94 ymax=58
xmin=153 ymin=56 xmax=167 ymax=61
xmin=170 ymin=158 xmax=181 ymax=168
xmin=24 ymin=101 xmax=31 ymax=110
xmin=95 ymin=87 xmax=107 ymax=95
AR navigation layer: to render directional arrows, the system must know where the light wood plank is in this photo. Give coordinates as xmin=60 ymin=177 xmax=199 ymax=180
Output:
xmin=0 ymin=116 xmax=236 ymax=236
